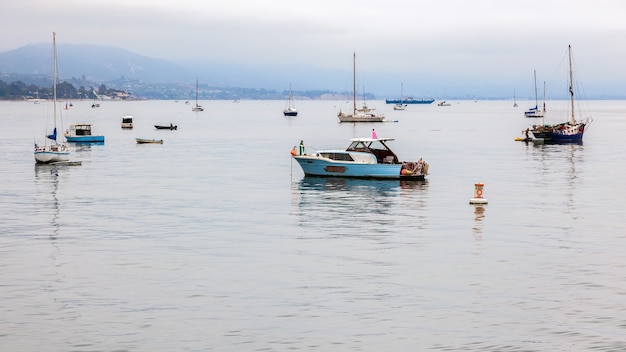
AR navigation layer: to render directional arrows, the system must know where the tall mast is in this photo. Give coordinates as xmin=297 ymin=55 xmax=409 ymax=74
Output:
xmin=568 ymin=45 xmax=575 ymax=124
xmin=540 ymin=81 xmax=545 ymax=126
xmin=53 ymin=32 xmax=57 ymax=141
xmin=352 ymin=52 xmax=357 ymax=113
xmin=533 ymin=69 xmax=538 ymax=109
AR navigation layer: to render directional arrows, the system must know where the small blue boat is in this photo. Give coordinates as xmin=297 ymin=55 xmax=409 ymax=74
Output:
xmin=292 ymin=137 xmax=428 ymax=180
xmin=64 ymin=123 xmax=105 ymax=143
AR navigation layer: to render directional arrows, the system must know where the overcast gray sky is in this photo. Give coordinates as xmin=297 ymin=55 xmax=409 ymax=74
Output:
xmin=2 ymin=0 xmax=626 ymax=96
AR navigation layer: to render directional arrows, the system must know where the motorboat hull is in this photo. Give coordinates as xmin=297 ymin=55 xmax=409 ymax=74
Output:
xmin=65 ymin=135 xmax=104 ymax=143
xmin=293 ymin=156 xmax=425 ymax=180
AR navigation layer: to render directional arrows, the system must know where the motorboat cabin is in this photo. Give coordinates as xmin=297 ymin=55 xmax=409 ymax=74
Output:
xmin=121 ymin=115 xmax=134 ymax=129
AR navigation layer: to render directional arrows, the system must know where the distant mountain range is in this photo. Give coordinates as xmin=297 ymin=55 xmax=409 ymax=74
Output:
xmin=3 ymin=43 xmax=621 ymax=100
xmin=0 ymin=43 xmax=193 ymax=83
xmin=0 ymin=43 xmax=356 ymax=100
xmin=0 ymin=43 xmax=347 ymax=92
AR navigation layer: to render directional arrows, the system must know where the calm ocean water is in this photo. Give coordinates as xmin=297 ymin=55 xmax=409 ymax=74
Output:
xmin=1 ymin=99 xmax=626 ymax=351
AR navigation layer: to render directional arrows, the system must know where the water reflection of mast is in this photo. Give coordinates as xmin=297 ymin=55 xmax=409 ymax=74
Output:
xmin=35 ymin=165 xmax=61 ymax=240
xmin=565 ymin=143 xmax=581 ymax=214
xmin=50 ymin=170 xmax=60 ymax=240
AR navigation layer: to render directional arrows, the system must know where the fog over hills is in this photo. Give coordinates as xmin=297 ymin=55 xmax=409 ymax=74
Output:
xmin=0 ymin=43 xmax=621 ymax=100
xmin=0 ymin=43 xmax=350 ymax=91
xmin=0 ymin=43 xmax=193 ymax=83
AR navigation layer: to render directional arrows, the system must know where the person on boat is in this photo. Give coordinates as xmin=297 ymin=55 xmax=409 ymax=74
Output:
xmin=290 ymin=146 xmax=297 ymax=156
xmin=372 ymin=129 xmax=378 ymax=139
xmin=524 ymin=128 xmax=529 ymax=140
xmin=299 ymin=140 xmax=305 ymax=155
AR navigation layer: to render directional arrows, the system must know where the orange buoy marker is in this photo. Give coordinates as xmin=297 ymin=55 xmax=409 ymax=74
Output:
xmin=469 ymin=183 xmax=488 ymax=204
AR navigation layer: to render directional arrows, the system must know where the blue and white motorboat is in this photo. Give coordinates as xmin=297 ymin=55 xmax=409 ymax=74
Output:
xmin=64 ymin=123 xmax=105 ymax=143
xmin=292 ymin=137 xmax=428 ymax=180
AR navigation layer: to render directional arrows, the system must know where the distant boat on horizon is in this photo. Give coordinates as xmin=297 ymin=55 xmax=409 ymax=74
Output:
xmin=337 ymin=53 xmax=386 ymax=123
xmin=386 ymin=97 xmax=434 ymax=105
xmin=283 ymin=83 xmax=298 ymax=116
xmin=192 ymin=78 xmax=204 ymax=112
xmin=524 ymin=70 xmax=544 ymax=118
xmin=393 ymin=83 xmax=407 ymax=110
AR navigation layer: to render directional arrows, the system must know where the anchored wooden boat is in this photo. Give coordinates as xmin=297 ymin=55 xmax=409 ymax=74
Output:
xmin=155 ymin=124 xmax=177 ymax=130
xmin=136 ymin=138 xmax=163 ymax=144
xmin=337 ymin=53 xmax=385 ymax=123
xmin=530 ymin=45 xmax=592 ymax=143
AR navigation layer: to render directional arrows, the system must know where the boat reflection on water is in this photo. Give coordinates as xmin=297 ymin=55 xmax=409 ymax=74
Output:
xmin=292 ymin=177 xmax=429 ymax=235
xmin=34 ymin=164 xmax=63 ymax=240
xmin=298 ymin=176 xmax=427 ymax=192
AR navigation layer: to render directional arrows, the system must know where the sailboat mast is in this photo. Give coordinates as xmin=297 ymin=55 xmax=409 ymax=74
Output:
xmin=542 ymin=81 xmax=546 ymax=112
xmin=533 ymin=69 xmax=538 ymax=108
xmin=568 ymin=45 xmax=575 ymax=124
xmin=352 ymin=52 xmax=357 ymax=113
xmin=52 ymin=32 xmax=57 ymax=141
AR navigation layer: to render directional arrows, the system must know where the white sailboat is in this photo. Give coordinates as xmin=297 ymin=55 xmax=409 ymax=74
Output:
xmin=524 ymin=70 xmax=544 ymax=117
xmin=393 ymin=83 xmax=407 ymax=110
xmin=192 ymin=78 xmax=204 ymax=111
xmin=283 ymin=84 xmax=298 ymax=116
xmin=437 ymin=87 xmax=451 ymax=106
xmin=337 ymin=53 xmax=385 ymax=123
xmin=34 ymin=32 xmax=70 ymax=164
xmin=91 ymin=90 xmax=100 ymax=108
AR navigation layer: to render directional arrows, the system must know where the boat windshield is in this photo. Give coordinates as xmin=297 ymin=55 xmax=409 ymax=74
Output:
xmin=347 ymin=140 xmax=390 ymax=151
xmin=346 ymin=139 xmax=397 ymax=163
xmin=74 ymin=125 xmax=92 ymax=135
